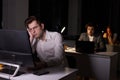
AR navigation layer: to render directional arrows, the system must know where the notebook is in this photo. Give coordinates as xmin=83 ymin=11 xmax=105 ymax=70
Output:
xmin=75 ymin=41 xmax=95 ymax=54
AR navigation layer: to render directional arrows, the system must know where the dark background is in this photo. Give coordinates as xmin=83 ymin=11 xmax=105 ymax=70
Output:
xmin=0 ymin=0 xmax=2 ymax=29
xmin=0 ymin=0 xmax=120 ymax=36
xmin=82 ymin=0 xmax=120 ymax=35
xmin=29 ymin=0 xmax=120 ymax=35
xmin=29 ymin=0 xmax=68 ymax=34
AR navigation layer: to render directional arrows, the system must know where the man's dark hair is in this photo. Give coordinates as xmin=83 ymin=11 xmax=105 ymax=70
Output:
xmin=85 ymin=23 xmax=95 ymax=29
xmin=24 ymin=16 xmax=43 ymax=28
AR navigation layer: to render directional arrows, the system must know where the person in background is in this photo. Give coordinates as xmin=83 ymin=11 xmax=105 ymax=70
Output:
xmin=103 ymin=25 xmax=118 ymax=45
xmin=24 ymin=16 xmax=66 ymax=69
xmin=78 ymin=23 xmax=106 ymax=52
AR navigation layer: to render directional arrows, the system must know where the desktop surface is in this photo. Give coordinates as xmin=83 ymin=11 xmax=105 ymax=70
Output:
xmin=65 ymin=47 xmax=118 ymax=57
xmin=12 ymin=66 xmax=78 ymax=80
xmin=65 ymin=48 xmax=118 ymax=80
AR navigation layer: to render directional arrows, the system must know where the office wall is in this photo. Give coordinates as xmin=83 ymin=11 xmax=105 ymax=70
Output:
xmin=2 ymin=0 xmax=28 ymax=30
xmin=68 ymin=0 xmax=82 ymax=35
xmin=2 ymin=0 xmax=119 ymax=36
xmin=2 ymin=0 xmax=82 ymax=35
xmin=29 ymin=0 xmax=68 ymax=34
xmin=0 ymin=0 xmax=2 ymax=29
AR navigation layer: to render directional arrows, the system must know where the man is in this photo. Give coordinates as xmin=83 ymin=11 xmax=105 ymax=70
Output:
xmin=24 ymin=16 xmax=65 ymax=69
xmin=78 ymin=23 xmax=106 ymax=52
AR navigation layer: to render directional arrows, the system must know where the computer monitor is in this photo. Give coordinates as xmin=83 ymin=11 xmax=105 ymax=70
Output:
xmin=0 ymin=29 xmax=32 ymax=53
xmin=0 ymin=29 xmax=35 ymax=68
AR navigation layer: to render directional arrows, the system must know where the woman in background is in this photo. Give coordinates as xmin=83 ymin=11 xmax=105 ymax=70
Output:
xmin=103 ymin=26 xmax=118 ymax=45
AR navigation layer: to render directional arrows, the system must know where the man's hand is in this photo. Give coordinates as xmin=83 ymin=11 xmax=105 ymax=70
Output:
xmin=103 ymin=33 xmax=107 ymax=38
xmin=27 ymin=28 xmax=34 ymax=43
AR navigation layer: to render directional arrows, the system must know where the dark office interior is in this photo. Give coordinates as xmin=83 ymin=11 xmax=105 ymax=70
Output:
xmin=1 ymin=0 xmax=120 ymax=35
xmin=0 ymin=0 xmax=2 ymax=29
xmin=28 ymin=0 xmax=120 ymax=36
xmin=1 ymin=0 xmax=120 ymax=80
xmin=29 ymin=0 xmax=68 ymax=34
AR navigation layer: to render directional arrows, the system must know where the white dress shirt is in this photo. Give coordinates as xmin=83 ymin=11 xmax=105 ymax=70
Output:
xmin=88 ymin=35 xmax=94 ymax=42
xmin=32 ymin=30 xmax=65 ymax=66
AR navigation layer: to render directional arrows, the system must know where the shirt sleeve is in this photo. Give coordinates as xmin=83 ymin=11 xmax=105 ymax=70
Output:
xmin=113 ymin=33 xmax=118 ymax=43
xmin=78 ymin=33 xmax=84 ymax=41
xmin=31 ymin=38 xmax=37 ymax=53
xmin=96 ymin=35 xmax=106 ymax=51
xmin=46 ymin=32 xmax=64 ymax=66
xmin=78 ymin=33 xmax=88 ymax=41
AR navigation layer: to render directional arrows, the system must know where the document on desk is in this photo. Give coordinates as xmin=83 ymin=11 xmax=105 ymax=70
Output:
xmin=65 ymin=47 xmax=77 ymax=53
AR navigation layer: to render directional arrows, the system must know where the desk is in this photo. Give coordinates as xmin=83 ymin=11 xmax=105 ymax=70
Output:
xmin=11 ymin=66 xmax=78 ymax=80
xmin=65 ymin=48 xmax=118 ymax=80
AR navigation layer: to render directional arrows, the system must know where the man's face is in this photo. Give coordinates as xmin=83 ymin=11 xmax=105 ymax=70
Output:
xmin=27 ymin=20 xmax=44 ymax=38
xmin=87 ymin=26 xmax=94 ymax=36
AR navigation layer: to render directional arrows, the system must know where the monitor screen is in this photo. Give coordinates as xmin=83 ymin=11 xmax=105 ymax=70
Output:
xmin=0 ymin=29 xmax=35 ymax=68
xmin=0 ymin=29 xmax=32 ymax=53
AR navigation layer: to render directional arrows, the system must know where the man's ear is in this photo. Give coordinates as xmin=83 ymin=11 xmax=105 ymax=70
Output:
xmin=41 ymin=23 xmax=44 ymax=30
